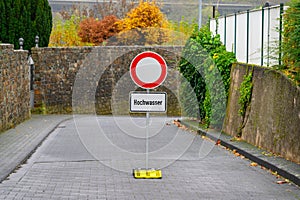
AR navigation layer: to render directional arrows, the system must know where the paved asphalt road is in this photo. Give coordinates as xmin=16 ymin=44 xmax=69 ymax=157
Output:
xmin=0 ymin=116 xmax=299 ymax=199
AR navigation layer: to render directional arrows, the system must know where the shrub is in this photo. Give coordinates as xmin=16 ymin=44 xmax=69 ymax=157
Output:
xmin=167 ymin=17 xmax=198 ymax=45
xmin=78 ymin=15 xmax=120 ymax=45
xmin=179 ymin=24 xmax=236 ymax=128
xmin=49 ymin=15 xmax=91 ymax=47
xmin=115 ymin=0 xmax=169 ymax=45
xmin=282 ymin=0 xmax=300 ymax=86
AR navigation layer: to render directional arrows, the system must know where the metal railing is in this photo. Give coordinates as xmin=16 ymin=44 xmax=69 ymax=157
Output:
xmin=210 ymin=4 xmax=286 ymax=67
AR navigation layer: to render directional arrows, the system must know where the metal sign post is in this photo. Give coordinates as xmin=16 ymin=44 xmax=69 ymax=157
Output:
xmin=129 ymin=51 xmax=168 ymax=179
xmin=145 ymin=89 xmax=150 ymax=169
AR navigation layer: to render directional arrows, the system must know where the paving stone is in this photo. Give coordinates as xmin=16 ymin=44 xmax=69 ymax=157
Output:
xmin=0 ymin=115 xmax=72 ymax=182
xmin=0 ymin=116 xmax=299 ymax=199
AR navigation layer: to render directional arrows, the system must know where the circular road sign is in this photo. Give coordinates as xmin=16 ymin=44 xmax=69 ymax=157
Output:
xmin=130 ymin=51 xmax=167 ymax=89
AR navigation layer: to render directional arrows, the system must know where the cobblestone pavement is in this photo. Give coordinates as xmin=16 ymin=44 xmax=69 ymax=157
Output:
xmin=0 ymin=115 xmax=72 ymax=182
xmin=0 ymin=116 xmax=299 ymax=199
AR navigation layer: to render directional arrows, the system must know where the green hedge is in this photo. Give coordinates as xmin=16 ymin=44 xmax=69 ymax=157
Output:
xmin=179 ymin=24 xmax=236 ymax=128
xmin=282 ymin=0 xmax=300 ymax=86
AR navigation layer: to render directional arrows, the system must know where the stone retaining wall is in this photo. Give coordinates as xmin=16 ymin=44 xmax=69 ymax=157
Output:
xmin=0 ymin=44 xmax=30 ymax=132
xmin=2 ymin=44 xmax=299 ymax=163
xmin=31 ymin=46 xmax=183 ymax=116
xmin=223 ymin=63 xmax=300 ymax=163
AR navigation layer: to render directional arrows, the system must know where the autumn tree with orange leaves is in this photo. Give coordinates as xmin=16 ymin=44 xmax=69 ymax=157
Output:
xmin=78 ymin=15 xmax=120 ymax=45
xmin=115 ymin=0 xmax=169 ymax=45
xmin=50 ymin=0 xmax=191 ymax=46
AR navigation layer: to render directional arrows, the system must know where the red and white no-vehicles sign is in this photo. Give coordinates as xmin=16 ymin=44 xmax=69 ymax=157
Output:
xmin=130 ymin=51 xmax=167 ymax=89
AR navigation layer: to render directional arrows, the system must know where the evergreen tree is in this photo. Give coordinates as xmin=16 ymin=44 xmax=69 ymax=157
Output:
xmin=0 ymin=1 xmax=6 ymax=41
xmin=0 ymin=0 xmax=52 ymax=50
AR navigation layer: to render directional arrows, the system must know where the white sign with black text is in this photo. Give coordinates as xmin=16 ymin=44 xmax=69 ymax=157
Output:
xmin=130 ymin=92 xmax=167 ymax=113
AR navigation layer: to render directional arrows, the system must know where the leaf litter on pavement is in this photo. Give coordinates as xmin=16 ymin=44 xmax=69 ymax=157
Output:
xmin=171 ymin=119 xmax=296 ymax=186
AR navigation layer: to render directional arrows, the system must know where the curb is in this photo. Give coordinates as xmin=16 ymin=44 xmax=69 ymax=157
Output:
xmin=180 ymin=120 xmax=300 ymax=187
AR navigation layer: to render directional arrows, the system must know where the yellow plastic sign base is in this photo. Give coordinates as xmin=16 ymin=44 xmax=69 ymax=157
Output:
xmin=133 ymin=168 xmax=162 ymax=179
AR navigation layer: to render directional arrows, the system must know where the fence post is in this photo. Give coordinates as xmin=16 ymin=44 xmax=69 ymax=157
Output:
xmin=279 ymin=3 xmax=284 ymax=66
xmin=213 ymin=5 xmax=216 ymax=18
xmin=224 ymin=15 xmax=227 ymax=46
xmin=246 ymin=10 xmax=249 ymax=63
xmin=267 ymin=6 xmax=270 ymax=66
xmin=261 ymin=7 xmax=265 ymax=66
xmin=234 ymin=12 xmax=237 ymax=54
xmin=198 ymin=0 xmax=202 ymax=28
xmin=215 ymin=18 xmax=218 ymax=35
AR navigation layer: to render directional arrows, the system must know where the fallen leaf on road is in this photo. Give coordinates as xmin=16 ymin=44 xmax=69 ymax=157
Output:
xmin=172 ymin=120 xmax=181 ymax=127
xmin=180 ymin=125 xmax=188 ymax=131
xmin=276 ymin=180 xmax=287 ymax=184
xmin=250 ymin=162 xmax=258 ymax=167
xmin=271 ymin=171 xmax=278 ymax=176
xmin=215 ymin=139 xmax=221 ymax=145
xmin=234 ymin=152 xmax=241 ymax=157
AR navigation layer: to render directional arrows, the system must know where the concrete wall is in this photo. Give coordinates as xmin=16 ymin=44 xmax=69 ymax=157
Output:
xmin=223 ymin=63 xmax=300 ymax=163
xmin=0 ymin=44 xmax=30 ymax=132
xmin=31 ymin=46 xmax=183 ymax=116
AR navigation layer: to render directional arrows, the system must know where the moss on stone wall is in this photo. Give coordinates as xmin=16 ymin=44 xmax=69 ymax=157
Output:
xmin=223 ymin=63 xmax=300 ymax=163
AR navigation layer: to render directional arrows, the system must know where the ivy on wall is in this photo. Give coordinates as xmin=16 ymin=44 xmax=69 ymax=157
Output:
xmin=238 ymin=71 xmax=253 ymax=117
xmin=237 ymin=67 xmax=254 ymax=137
